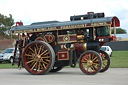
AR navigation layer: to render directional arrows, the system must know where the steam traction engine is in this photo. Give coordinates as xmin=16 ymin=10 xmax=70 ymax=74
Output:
xmin=11 ymin=12 xmax=120 ymax=75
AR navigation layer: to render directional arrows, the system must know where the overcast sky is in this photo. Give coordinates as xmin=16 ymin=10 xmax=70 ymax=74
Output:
xmin=0 ymin=0 xmax=128 ymax=32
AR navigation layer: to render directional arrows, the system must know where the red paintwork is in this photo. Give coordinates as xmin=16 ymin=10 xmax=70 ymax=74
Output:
xmin=96 ymin=36 xmax=117 ymax=46
xmin=111 ymin=17 xmax=120 ymax=27
xmin=58 ymin=51 xmax=69 ymax=60
xmin=15 ymin=21 xmax=23 ymax=26
xmin=74 ymin=43 xmax=85 ymax=52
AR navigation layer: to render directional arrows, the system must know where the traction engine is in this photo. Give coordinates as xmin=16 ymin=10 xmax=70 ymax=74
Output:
xmin=11 ymin=12 xmax=120 ymax=75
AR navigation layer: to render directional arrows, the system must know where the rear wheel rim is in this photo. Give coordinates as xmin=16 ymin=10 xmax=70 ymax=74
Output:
xmin=23 ymin=41 xmax=54 ymax=74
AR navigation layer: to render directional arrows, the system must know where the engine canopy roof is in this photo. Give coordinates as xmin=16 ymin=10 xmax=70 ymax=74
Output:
xmin=11 ymin=16 xmax=120 ymax=34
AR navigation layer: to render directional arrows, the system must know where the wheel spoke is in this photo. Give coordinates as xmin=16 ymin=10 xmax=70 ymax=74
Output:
xmin=25 ymin=54 xmax=34 ymax=59
xmin=36 ymin=62 xmax=38 ymax=71
xmin=40 ymin=63 xmax=45 ymax=70
xmin=92 ymin=54 xmax=95 ymax=59
xmin=31 ymin=62 xmax=37 ymax=70
xmin=81 ymin=61 xmax=87 ymax=63
xmin=28 ymin=57 xmax=34 ymax=60
xmin=92 ymin=65 xmax=98 ymax=71
xmin=34 ymin=46 xmax=37 ymax=55
xmin=29 ymin=47 xmax=35 ymax=53
xmin=40 ymin=60 xmax=48 ymax=65
xmin=30 ymin=60 xmax=36 ymax=67
xmin=92 ymin=63 xmax=99 ymax=65
xmin=81 ymin=58 xmax=87 ymax=64
xmin=43 ymin=52 xmax=49 ymax=56
xmin=43 ymin=63 xmax=46 ymax=69
xmin=40 ymin=45 xmax=44 ymax=53
xmin=45 ymin=59 xmax=50 ymax=62
xmin=38 ymin=45 xmax=42 ymax=55
xmin=38 ymin=62 xmax=41 ymax=71
xmin=87 ymin=65 xmax=90 ymax=72
xmin=25 ymin=53 xmax=33 ymax=57
xmin=83 ymin=57 xmax=88 ymax=61
xmin=91 ymin=65 xmax=95 ymax=72
xmin=92 ymin=57 xmax=97 ymax=62
xmin=41 ymin=56 xmax=50 ymax=58
xmin=36 ymin=44 xmax=38 ymax=52
xmin=40 ymin=50 xmax=48 ymax=56
xmin=93 ymin=58 xmax=100 ymax=63
xmin=27 ymin=60 xmax=34 ymax=64
xmin=41 ymin=57 xmax=49 ymax=63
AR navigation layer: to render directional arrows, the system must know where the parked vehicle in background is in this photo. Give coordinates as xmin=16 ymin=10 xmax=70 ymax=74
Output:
xmin=100 ymin=46 xmax=112 ymax=57
xmin=0 ymin=48 xmax=19 ymax=63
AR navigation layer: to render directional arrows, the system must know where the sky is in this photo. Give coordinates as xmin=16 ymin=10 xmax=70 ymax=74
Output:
xmin=0 ymin=0 xmax=128 ymax=32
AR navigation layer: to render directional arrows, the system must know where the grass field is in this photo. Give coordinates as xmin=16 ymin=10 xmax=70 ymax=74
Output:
xmin=0 ymin=61 xmax=18 ymax=68
xmin=0 ymin=51 xmax=128 ymax=68
xmin=110 ymin=51 xmax=128 ymax=68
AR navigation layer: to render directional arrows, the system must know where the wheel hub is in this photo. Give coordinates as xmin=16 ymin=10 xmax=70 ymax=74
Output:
xmin=34 ymin=55 xmax=41 ymax=61
xmin=87 ymin=60 xmax=93 ymax=66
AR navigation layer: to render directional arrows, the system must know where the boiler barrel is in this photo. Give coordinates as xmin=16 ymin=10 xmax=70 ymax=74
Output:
xmin=75 ymin=42 xmax=100 ymax=52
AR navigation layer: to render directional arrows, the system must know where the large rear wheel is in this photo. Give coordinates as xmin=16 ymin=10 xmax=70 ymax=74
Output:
xmin=23 ymin=41 xmax=55 ymax=75
xmin=79 ymin=50 xmax=102 ymax=75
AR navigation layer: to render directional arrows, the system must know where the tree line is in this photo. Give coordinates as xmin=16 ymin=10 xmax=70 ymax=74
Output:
xmin=0 ymin=13 xmax=127 ymax=39
xmin=111 ymin=28 xmax=127 ymax=34
xmin=0 ymin=13 xmax=14 ymax=39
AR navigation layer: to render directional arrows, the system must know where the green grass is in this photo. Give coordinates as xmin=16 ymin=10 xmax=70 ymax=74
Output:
xmin=0 ymin=51 xmax=128 ymax=68
xmin=0 ymin=61 xmax=18 ymax=68
xmin=110 ymin=51 xmax=128 ymax=68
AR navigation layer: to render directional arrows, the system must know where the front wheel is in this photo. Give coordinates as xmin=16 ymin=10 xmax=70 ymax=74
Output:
xmin=79 ymin=50 xmax=102 ymax=75
xmin=23 ymin=41 xmax=55 ymax=75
